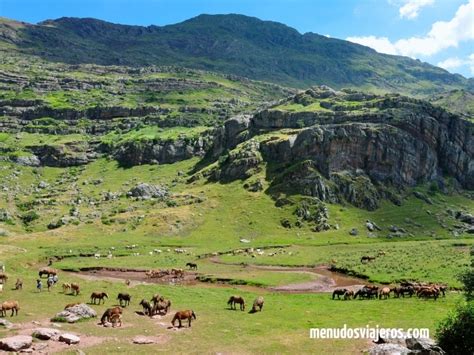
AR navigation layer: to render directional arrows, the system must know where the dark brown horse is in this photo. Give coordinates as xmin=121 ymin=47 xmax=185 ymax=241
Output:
xmin=117 ymin=293 xmax=131 ymax=307
xmin=1 ymin=300 xmax=19 ymax=316
xmin=360 ymin=256 xmax=376 ymax=263
xmin=251 ymin=296 xmax=264 ymax=312
xmin=172 ymin=310 xmax=196 ymax=328
xmin=343 ymin=290 xmax=354 ymax=300
xmin=139 ymin=299 xmax=153 ymax=317
xmin=227 ymin=295 xmax=245 ymax=311
xmin=186 ymin=262 xmax=198 ymax=270
xmin=0 ymin=273 xmax=8 ymax=284
xmin=100 ymin=306 xmax=122 ymax=324
xmin=332 ymin=288 xmax=348 ymax=300
xmin=91 ymin=292 xmax=108 ymax=304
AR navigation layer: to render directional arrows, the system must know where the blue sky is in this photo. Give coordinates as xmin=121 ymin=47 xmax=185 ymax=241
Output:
xmin=1 ymin=0 xmax=473 ymax=77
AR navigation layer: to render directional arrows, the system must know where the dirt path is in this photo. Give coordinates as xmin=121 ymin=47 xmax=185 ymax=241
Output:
xmin=66 ymin=257 xmax=369 ymax=294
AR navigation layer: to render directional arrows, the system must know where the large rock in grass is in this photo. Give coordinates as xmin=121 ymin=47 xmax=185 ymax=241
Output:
xmin=128 ymin=183 xmax=169 ymax=200
xmin=369 ymin=343 xmax=410 ymax=355
xmin=53 ymin=303 xmax=96 ymax=323
xmin=0 ymin=335 xmax=33 ymax=352
xmin=32 ymin=327 xmax=61 ymax=340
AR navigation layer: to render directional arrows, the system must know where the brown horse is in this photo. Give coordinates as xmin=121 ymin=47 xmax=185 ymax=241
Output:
xmin=38 ymin=267 xmax=57 ymax=278
xmin=62 ymin=283 xmax=71 ymax=293
xmin=14 ymin=278 xmax=23 ymax=290
xmin=1 ymin=300 xmax=19 ymax=317
xmin=100 ymin=306 xmax=122 ymax=325
xmin=418 ymin=288 xmax=439 ymax=300
xmin=343 ymin=290 xmax=354 ymax=300
xmin=152 ymin=299 xmax=171 ymax=315
xmin=0 ymin=273 xmax=8 ymax=284
xmin=91 ymin=292 xmax=108 ymax=304
xmin=70 ymin=283 xmax=80 ymax=295
xmin=379 ymin=287 xmax=391 ymax=299
xmin=139 ymin=299 xmax=153 ymax=316
xmin=171 ymin=310 xmax=196 ymax=328
xmin=251 ymin=296 xmax=264 ymax=312
xmin=227 ymin=296 xmax=245 ymax=311
xmin=125 ymin=279 xmax=131 ymax=286
xmin=110 ymin=313 xmax=122 ymax=328
xmin=332 ymin=288 xmax=348 ymax=300
xmin=117 ymin=293 xmax=131 ymax=307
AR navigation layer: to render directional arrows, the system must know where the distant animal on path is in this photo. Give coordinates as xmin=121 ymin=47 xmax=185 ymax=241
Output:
xmin=140 ymin=299 xmax=153 ymax=316
xmin=1 ymin=300 xmax=19 ymax=317
xmin=70 ymin=283 xmax=80 ymax=295
xmin=117 ymin=293 xmax=131 ymax=307
xmin=125 ymin=279 xmax=131 ymax=286
xmin=227 ymin=295 xmax=245 ymax=311
xmin=100 ymin=306 xmax=122 ymax=325
xmin=172 ymin=310 xmax=196 ymax=328
xmin=332 ymin=288 xmax=348 ymax=300
xmin=91 ymin=292 xmax=108 ymax=304
xmin=186 ymin=262 xmax=198 ymax=270
xmin=251 ymin=296 xmax=264 ymax=313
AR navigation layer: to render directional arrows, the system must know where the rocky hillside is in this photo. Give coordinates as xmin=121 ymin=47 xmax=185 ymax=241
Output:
xmin=0 ymin=15 xmax=471 ymax=95
xmin=191 ymin=87 xmax=473 ymax=221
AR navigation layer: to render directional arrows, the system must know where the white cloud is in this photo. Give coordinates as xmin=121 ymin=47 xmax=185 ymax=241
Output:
xmin=399 ymin=0 xmax=434 ymax=19
xmin=438 ymin=54 xmax=474 ymax=75
xmin=347 ymin=0 xmax=474 ymax=57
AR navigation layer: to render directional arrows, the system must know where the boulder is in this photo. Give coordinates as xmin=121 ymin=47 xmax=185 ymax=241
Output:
xmin=349 ymin=228 xmax=359 ymax=236
xmin=0 ymin=318 xmax=13 ymax=328
xmin=128 ymin=183 xmax=169 ymax=200
xmin=369 ymin=343 xmax=410 ymax=355
xmin=59 ymin=333 xmax=80 ymax=345
xmin=0 ymin=335 xmax=33 ymax=352
xmin=53 ymin=303 xmax=96 ymax=323
xmin=32 ymin=327 xmax=61 ymax=340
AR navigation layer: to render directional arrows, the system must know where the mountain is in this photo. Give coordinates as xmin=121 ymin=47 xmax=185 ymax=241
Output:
xmin=429 ymin=89 xmax=474 ymax=119
xmin=0 ymin=14 xmax=471 ymax=96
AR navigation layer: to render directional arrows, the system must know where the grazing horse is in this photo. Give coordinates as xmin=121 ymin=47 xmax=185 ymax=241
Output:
xmin=0 ymin=273 xmax=8 ymax=284
xmin=110 ymin=313 xmax=122 ymax=328
xmin=117 ymin=293 xmax=131 ymax=307
xmin=139 ymin=299 xmax=153 ymax=317
xmin=418 ymin=288 xmax=439 ymax=300
xmin=227 ymin=296 xmax=245 ymax=311
xmin=91 ymin=292 xmax=108 ymax=304
xmin=251 ymin=296 xmax=264 ymax=312
xmin=186 ymin=262 xmax=198 ymax=270
xmin=151 ymin=294 xmax=164 ymax=306
xmin=70 ymin=283 xmax=80 ymax=295
xmin=62 ymin=283 xmax=71 ymax=293
xmin=152 ymin=299 xmax=171 ymax=315
xmin=379 ymin=287 xmax=391 ymax=300
xmin=354 ymin=286 xmax=378 ymax=299
xmin=1 ymin=300 xmax=19 ymax=317
xmin=392 ymin=286 xmax=414 ymax=298
xmin=343 ymin=290 xmax=354 ymax=300
xmin=14 ymin=279 xmax=23 ymax=290
xmin=360 ymin=256 xmax=376 ymax=263
xmin=172 ymin=310 xmax=196 ymax=328
xmin=38 ymin=267 xmax=57 ymax=278
xmin=332 ymin=288 xmax=348 ymax=300
xmin=100 ymin=306 xmax=122 ymax=325
xmin=171 ymin=268 xmax=184 ymax=277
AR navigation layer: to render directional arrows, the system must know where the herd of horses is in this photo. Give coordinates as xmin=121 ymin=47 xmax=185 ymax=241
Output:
xmin=332 ymin=282 xmax=448 ymax=301
xmin=227 ymin=295 xmax=265 ymax=313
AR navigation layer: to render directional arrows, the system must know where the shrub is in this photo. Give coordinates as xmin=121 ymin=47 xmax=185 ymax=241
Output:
xmin=436 ymin=302 xmax=474 ymax=355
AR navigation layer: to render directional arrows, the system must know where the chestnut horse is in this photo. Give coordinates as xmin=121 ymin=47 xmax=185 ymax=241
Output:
xmin=70 ymin=283 xmax=80 ymax=295
xmin=172 ymin=310 xmax=196 ymax=328
xmin=100 ymin=306 xmax=122 ymax=324
xmin=227 ymin=296 xmax=245 ymax=311
xmin=1 ymin=300 xmax=19 ymax=316
xmin=38 ymin=267 xmax=57 ymax=278
xmin=110 ymin=313 xmax=122 ymax=328
xmin=91 ymin=292 xmax=108 ymax=304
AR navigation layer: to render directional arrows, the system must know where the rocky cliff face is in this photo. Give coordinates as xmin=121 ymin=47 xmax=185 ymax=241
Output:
xmin=203 ymin=87 xmax=473 ymax=209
